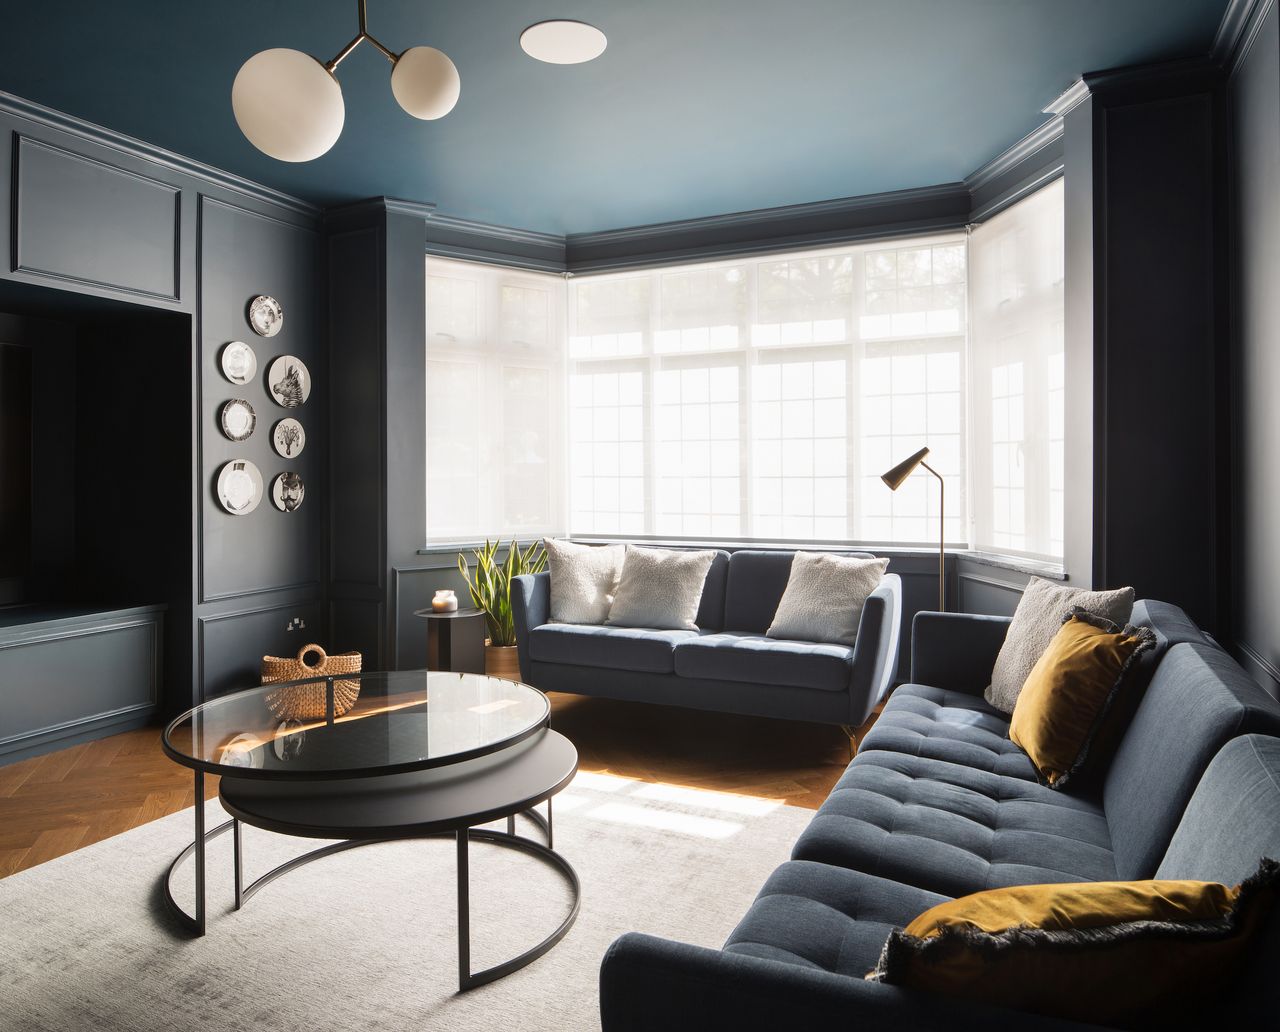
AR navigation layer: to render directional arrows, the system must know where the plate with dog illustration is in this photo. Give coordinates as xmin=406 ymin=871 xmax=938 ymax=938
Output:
xmin=266 ymin=355 xmax=311 ymax=408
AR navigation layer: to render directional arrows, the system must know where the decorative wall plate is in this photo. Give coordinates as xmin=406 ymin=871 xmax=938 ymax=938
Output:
xmin=220 ymin=340 xmax=257 ymax=385
xmin=219 ymin=399 xmax=257 ymax=442
xmin=271 ymin=471 xmax=306 ymax=512
xmin=272 ymin=417 xmax=306 ymax=458
xmin=267 ymin=355 xmax=311 ymax=408
xmin=248 ymin=294 xmax=284 ymax=337
xmin=216 ymin=459 xmax=264 ymax=516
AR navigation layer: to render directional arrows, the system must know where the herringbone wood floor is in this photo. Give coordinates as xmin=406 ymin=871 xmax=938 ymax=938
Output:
xmin=0 ymin=693 xmax=876 ymax=879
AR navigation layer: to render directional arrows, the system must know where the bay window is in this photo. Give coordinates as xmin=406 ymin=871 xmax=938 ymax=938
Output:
xmin=425 ymin=181 xmax=1066 ymax=564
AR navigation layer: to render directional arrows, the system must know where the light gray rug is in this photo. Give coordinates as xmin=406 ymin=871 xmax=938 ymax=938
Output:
xmin=0 ymin=771 xmax=814 ymax=1031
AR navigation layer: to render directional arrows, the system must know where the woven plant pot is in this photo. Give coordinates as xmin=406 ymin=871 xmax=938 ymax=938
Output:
xmin=262 ymin=643 xmax=362 ymax=720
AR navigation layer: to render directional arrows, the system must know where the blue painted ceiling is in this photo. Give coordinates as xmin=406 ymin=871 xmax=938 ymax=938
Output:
xmin=0 ymin=1 xmax=1227 ymax=234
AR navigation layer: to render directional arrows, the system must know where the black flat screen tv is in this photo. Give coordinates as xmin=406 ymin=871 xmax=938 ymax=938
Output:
xmin=0 ymin=342 xmax=32 ymax=604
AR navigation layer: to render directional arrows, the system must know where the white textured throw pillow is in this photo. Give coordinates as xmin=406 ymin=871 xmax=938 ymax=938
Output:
xmin=984 ymin=577 xmax=1136 ymax=713
xmin=544 ymin=539 xmax=625 ymax=624
xmin=606 ymin=547 xmax=716 ymax=630
xmin=766 ymin=552 xmax=889 ymax=646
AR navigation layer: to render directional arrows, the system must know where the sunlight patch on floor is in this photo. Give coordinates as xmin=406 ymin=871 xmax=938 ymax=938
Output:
xmin=584 ymin=802 xmax=743 ymax=840
xmin=570 ymin=771 xmax=636 ymax=793
xmin=630 ymin=782 xmax=783 ymax=817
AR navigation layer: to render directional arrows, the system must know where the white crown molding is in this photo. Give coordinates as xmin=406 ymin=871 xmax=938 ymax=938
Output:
xmin=1043 ymin=78 xmax=1091 ymax=118
xmin=964 ymin=117 xmax=1064 ymax=192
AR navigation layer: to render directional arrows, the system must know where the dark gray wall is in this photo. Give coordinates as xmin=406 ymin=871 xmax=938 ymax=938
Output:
xmin=195 ymin=196 xmax=326 ymax=700
xmin=0 ymin=93 xmax=325 ymax=714
xmin=1228 ymin=1 xmax=1280 ymax=696
xmin=1057 ymin=63 xmax=1228 ymax=635
xmin=326 ymin=200 xmax=429 ymax=671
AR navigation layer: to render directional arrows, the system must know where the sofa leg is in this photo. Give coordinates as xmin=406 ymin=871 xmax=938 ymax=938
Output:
xmin=840 ymin=725 xmax=857 ymax=761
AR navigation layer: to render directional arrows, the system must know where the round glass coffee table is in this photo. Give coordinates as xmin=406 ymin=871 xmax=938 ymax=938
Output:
xmin=161 ymin=670 xmax=579 ymax=990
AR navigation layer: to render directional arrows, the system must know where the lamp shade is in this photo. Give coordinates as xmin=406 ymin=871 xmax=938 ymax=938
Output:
xmin=881 ymin=446 xmax=931 ymax=491
xmin=232 ymin=48 xmax=345 ymax=162
xmin=390 ymin=46 xmax=460 ymax=120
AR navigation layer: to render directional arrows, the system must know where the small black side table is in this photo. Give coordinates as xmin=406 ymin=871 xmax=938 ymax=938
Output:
xmin=414 ymin=607 xmax=486 ymax=673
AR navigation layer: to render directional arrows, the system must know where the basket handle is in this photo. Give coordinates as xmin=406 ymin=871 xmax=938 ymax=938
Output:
xmin=297 ymin=643 xmax=328 ymax=670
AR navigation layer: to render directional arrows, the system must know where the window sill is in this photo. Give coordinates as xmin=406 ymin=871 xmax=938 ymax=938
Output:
xmin=417 ymin=535 xmax=1066 ymax=582
xmin=958 ymin=550 xmax=1067 ymax=582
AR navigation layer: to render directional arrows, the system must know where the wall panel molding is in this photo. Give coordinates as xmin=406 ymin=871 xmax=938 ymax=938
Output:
xmin=12 ymin=134 xmax=182 ymax=302
xmin=0 ymin=89 xmax=316 ymax=217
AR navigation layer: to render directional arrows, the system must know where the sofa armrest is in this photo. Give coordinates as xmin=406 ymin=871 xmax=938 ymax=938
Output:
xmin=511 ymin=571 xmax=550 ymax=684
xmin=848 ymin=573 xmax=903 ymax=725
xmin=909 ymin=611 xmax=1012 ymax=695
xmin=600 ymin=933 xmax=1106 ymax=1032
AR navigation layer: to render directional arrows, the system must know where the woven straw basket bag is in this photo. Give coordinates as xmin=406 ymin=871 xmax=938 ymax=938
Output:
xmin=261 ymin=643 xmax=363 ymax=721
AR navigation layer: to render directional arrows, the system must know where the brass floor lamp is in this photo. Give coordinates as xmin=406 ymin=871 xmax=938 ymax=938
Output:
xmin=881 ymin=446 xmax=946 ymax=612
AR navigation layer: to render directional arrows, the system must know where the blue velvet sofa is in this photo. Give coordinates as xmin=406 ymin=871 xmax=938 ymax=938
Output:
xmin=511 ymin=549 xmax=903 ymax=729
xmin=599 ymin=601 xmax=1280 ymax=1030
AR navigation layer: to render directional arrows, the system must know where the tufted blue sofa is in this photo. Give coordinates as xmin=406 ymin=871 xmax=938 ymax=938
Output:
xmin=511 ymin=549 xmax=902 ymax=729
xmin=599 ymin=601 xmax=1280 ymax=1030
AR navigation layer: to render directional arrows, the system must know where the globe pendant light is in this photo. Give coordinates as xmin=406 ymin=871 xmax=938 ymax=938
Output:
xmin=390 ymin=46 xmax=461 ymax=120
xmin=231 ymin=0 xmax=459 ymax=162
xmin=232 ymin=50 xmax=345 ymax=163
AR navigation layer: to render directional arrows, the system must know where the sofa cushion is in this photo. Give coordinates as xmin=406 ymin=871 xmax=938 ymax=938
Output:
xmin=673 ymin=632 xmax=853 ymax=692
xmin=695 ymin=550 xmax=731 ymax=631
xmin=607 ymin=546 xmax=718 ymax=630
xmin=870 ymin=862 xmax=1280 ymax=1029
xmin=985 ymin=577 xmax=1135 ymax=713
xmin=1008 ymin=612 xmax=1156 ymax=790
xmin=724 ymin=550 xmax=876 ymax=635
xmin=1158 ymin=735 xmax=1280 ymax=885
xmin=858 ymin=685 xmax=1038 ymax=781
xmin=528 ymin=624 xmax=699 ymax=674
xmin=766 ymin=552 xmax=889 ymax=646
xmin=791 ymin=750 xmax=1116 ymax=897
xmin=722 ymin=860 xmax=950 ymax=976
xmin=1104 ymin=642 xmax=1280 ymax=880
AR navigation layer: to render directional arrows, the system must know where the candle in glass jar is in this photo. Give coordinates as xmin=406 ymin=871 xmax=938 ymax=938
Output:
xmin=432 ymin=589 xmax=458 ymax=613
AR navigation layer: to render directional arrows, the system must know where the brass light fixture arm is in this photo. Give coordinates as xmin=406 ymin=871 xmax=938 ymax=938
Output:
xmin=920 ymin=460 xmax=945 ymax=612
xmin=325 ymin=0 xmax=399 ymax=73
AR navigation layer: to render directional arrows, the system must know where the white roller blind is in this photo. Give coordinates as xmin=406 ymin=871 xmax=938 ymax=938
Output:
xmin=968 ymin=179 xmax=1065 ymax=560
xmin=425 ymin=257 xmax=566 ymax=543
xmin=567 ymin=235 xmax=968 ymax=545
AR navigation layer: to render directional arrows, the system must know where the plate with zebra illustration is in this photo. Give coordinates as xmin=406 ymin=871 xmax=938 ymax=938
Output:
xmin=266 ymin=355 xmax=311 ymax=408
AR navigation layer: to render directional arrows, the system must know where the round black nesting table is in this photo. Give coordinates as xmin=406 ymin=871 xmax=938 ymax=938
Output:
xmin=161 ymin=671 xmax=580 ymax=991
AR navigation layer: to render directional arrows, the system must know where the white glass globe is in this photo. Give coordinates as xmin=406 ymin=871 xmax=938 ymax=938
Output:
xmin=390 ymin=46 xmax=460 ymax=120
xmin=232 ymin=48 xmax=345 ymax=162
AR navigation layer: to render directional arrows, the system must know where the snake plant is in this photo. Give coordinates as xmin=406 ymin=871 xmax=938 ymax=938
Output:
xmin=457 ymin=538 xmax=547 ymax=647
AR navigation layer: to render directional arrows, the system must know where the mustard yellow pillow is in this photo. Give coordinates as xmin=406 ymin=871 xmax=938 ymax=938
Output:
xmin=1009 ymin=609 xmax=1155 ymax=788
xmin=868 ymin=859 xmax=1279 ymax=1027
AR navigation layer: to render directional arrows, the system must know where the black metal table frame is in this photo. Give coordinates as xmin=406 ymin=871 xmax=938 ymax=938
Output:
xmin=160 ymin=674 xmax=580 ymax=992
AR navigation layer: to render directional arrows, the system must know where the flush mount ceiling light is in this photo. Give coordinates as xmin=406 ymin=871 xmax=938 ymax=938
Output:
xmin=232 ymin=0 xmax=460 ymax=162
xmin=520 ymin=20 xmax=607 ymax=64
